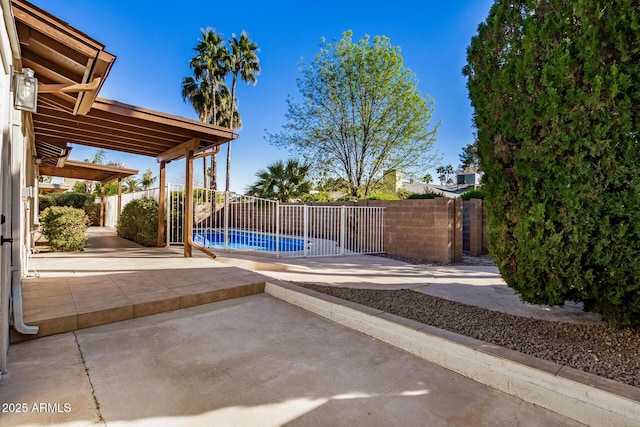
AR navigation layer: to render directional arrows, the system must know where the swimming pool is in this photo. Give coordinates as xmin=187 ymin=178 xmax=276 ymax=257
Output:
xmin=193 ymin=230 xmax=305 ymax=252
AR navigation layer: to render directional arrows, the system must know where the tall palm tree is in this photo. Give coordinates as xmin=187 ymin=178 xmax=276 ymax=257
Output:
xmin=181 ymin=76 xmax=212 ymax=122
xmin=190 ymin=28 xmax=229 ymax=127
xmin=182 ymin=76 xmax=212 ymax=188
xmin=225 ymin=32 xmax=260 ymax=192
xmin=215 ymin=85 xmax=242 ymax=129
xmin=245 ymin=159 xmax=311 ymax=202
xmin=141 ymin=168 xmax=156 ymax=190
xmin=184 ymin=28 xmax=230 ymax=191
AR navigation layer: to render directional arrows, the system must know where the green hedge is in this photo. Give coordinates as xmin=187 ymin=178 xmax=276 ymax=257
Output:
xmin=84 ymin=203 xmax=101 ymax=226
xmin=406 ymin=192 xmax=443 ymax=200
xmin=117 ymin=198 xmax=159 ymax=247
xmin=460 ymin=189 xmax=484 ymax=201
xmin=465 ymin=1 xmax=640 ymax=325
xmin=365 ymin=192 xmax=400 ymax=201
xmin=40 ymin=206 xmax=90 ymax=251
xmin=39 ymin=192 xmax=95 ymax=211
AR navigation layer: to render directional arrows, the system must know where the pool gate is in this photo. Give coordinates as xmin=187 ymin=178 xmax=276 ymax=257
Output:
xmin=165 ymin=184 xmax=384 ymax=258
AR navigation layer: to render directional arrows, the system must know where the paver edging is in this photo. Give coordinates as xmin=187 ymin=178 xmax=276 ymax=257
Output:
xmin=264 ymin=281 xmax=640 ymax=427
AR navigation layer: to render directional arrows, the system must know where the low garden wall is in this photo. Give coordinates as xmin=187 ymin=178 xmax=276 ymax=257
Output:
xmin=463 ymin=199 xmax=489 ymax=257
xmin=360 ymin=198 xmax=463 ymax=263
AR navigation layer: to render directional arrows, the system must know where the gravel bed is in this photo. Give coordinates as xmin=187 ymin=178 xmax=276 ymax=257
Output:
xmin=375 ymin=252 xmax=498 ymax=266
xmin=296 ymin=283 xmax=640 ymax=388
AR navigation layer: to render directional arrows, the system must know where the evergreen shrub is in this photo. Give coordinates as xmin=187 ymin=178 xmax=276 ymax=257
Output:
xmin=39 ymin=192 xmax=95 ymax=211
xmin=460 ymin=189 xmax=484 ymax=201
xmin=465 ymin=0 xmax=640 ymax=325
xmin=406 ymin=192 xmax=442 ymax=200
xmin=117 ymin=198 xmax=158 ymax=247
xmin=40 ymin=206 xmax=90 ymax=251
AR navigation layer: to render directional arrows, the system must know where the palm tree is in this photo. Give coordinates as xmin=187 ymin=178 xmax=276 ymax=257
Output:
xmin=225 ymin=31 xmax=260 ymax=192
xmin=84 ymin=149 xmax=106 ymax=194
xmin=245 ymin=159 xmax=311 ymax=202
xmin=122 ymin=177 xmax=140 ymax=193
xmin=215 ymin=85 xmax=242 ymax=129
xmin=184 ymin=28 xmax=230 ymax=191
xmin=181 ymin=76 xmax=212 ymax=122
xmin=182 ymin=75 xmax=213 ymax=189
xmin=190 ymin=28 xmax=230 ymax=127
xmin=85 ymin=149 xmax=106 ymax=165
xmin=141 ymin=168 xmax=156 ymax=190
xmin=436 ymin=166 xmax=446 ymax=185
xmin=445 ymin=164 xmax=455 ymax=180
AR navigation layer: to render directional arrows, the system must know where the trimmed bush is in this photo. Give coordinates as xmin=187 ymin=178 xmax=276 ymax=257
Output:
xmin=365 ymin=192 xmax=400 ymax=201
xmin=117 ymin=198 xmax=159 ymax=247
xmin=39 ymin=192 xmax=95 ymax=212
xmin=84 ymin=203 xmax=101 ymax=226
xmin=465 ymin=1 xmax=640 ymax=325
xmin=40 ymin=206 xmax=90 ymax=251
xmin=406 ymin=192 xmax=443 ymax=200
xmin=460 ymin=189 xmax=484 ymax=201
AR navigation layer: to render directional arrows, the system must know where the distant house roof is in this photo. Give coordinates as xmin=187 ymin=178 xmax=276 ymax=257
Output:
xmin=402 ymin=182 xmax=478 ymax=198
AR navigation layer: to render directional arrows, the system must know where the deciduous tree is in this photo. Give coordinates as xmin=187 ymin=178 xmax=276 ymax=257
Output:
xmin=268 ymin=31 xmax=438 ymax=198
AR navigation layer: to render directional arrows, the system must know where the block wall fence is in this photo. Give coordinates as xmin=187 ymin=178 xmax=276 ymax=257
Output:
xmin=277 ymin=198 xmax=489 ymax=263
xmin=171 ymin=192 xmax=490 ymax=263
xmin=463 ymin=199 xmax=489 ymax=257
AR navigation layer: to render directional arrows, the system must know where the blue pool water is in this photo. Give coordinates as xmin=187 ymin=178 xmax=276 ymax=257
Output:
xmin=193 ymin=230 xmax=305 ymax=252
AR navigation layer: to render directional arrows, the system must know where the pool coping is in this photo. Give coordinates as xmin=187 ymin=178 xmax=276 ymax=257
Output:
xmin=264 ymin=280 xmax=640 ymax=427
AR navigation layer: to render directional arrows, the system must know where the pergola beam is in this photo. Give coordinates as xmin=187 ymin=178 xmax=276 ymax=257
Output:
xmin=38 ymin=77 xmax=101 ymax=93
xmin=156 ymin=138 xmax=200 ymax=163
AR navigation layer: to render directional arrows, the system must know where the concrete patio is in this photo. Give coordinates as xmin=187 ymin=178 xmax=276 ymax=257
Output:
xmin=14 ymin=228 xmax=266 ymax=341
xmin=4 ymin=227 xmax=639 ymax=426
xmin=2 ymin=294 xmax=581 ymax=426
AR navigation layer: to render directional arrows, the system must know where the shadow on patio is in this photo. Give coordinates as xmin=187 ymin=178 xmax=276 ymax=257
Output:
xmin=13 ymin=227 xmax=267 ymax=342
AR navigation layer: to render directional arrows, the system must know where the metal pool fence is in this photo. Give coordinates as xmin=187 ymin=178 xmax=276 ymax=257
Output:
xmin=166 ymin=184 xmax=384 ymax=258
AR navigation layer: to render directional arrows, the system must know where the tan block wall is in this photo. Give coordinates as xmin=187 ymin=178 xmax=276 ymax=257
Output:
xmin=462 ymin=199 xmax=489 ymax=256
xmin=360 ymin=198 xmax=462 ymax=263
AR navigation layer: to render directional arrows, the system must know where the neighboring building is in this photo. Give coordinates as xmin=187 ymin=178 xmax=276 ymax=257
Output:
xmin=403 ymin=172 xmax=482 ymax=198
xmin=456 ymin=173 xmax=482 ymax=186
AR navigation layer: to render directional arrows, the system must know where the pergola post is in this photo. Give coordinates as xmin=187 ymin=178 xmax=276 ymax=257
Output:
xmin=117 ymin=177 xmax=122 ymax=223
xmin=99 ymin=184 xmax=105 ymax=227
xmin=184 ymin=150 xmax=194 ymax=257
xmin=157 ymin=160 xmax=166 ymax=247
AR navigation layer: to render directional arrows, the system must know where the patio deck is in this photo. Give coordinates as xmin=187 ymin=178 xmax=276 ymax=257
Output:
xmin=13 ymin=227 xmax=266 ymax=342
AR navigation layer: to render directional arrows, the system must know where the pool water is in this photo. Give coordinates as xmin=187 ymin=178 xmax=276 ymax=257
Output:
xmin=193 ymin=230 xmax=305 ymax=252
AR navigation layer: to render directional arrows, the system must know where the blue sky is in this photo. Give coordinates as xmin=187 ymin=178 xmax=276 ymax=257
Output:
xmin=33 ymin=0 xmax=494 ymax=191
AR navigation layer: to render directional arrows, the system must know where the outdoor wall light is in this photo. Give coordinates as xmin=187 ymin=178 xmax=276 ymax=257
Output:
xmin=14 ymin=68 xmax=38 ymax=113
xmin=33 ymin=156 xmax=42 ymax=166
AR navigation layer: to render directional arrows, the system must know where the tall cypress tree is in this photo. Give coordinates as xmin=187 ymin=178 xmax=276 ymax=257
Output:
xmin=464 ymin=1 xmax=640 ymax=325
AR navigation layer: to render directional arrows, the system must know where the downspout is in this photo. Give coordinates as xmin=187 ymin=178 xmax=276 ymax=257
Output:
xmin=10 ymin=109 xmax=37 ymax=335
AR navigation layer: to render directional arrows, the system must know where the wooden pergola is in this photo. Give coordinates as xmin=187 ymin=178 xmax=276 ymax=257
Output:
xmin=38 ymin=160 xmax=138 ymax=226
xmin=12 ymin=0 xmax=236 ymax=256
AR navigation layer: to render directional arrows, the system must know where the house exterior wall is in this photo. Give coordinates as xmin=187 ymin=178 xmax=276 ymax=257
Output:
xmin=1 ymin=0 xmax=39 ymax=374
xmin=1 ymin=0 xmax=19 ymax=374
